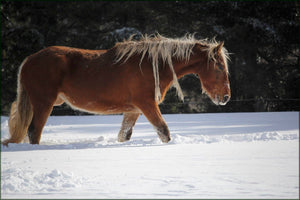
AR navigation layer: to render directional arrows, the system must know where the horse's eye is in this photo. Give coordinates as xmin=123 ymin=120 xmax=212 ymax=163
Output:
xmin=217 ymin=64 xmax=224 ymax=71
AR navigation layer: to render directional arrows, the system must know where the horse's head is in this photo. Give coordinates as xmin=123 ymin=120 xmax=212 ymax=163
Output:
xmin=195 ymin=41 xmax=231 ymax=105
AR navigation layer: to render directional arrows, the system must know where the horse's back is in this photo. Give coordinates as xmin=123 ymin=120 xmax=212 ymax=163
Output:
xmin=21 ymin=46 xmax=105 ymax=88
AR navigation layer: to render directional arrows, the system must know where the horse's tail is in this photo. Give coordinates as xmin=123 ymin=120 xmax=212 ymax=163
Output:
xmin=2 ymin=58 xmax=33 ymax=146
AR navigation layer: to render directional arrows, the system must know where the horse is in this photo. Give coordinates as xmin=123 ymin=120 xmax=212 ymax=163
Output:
xmin=2 ymin=34 xmax=230 ymax=146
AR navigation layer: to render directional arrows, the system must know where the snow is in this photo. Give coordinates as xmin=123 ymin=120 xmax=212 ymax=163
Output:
xmin=1 ymin=112 xmax=299 ymax=198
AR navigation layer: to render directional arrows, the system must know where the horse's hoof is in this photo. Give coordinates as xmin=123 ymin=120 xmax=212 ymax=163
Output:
xmin=160 ymin=135 xmax=171 ymax=143
xmin=117 ymin=137 xmax=129 ymax=143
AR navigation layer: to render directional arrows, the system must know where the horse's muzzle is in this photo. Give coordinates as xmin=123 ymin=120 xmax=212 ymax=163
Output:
xmin=219 ymin=94 xmax=230 ymax=105
xmin=213 ymin=94 xmax=230 ymax=106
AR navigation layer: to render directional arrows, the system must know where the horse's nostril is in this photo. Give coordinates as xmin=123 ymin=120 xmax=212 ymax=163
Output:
xmin=223 ymin=95 xmax=230 ymax=102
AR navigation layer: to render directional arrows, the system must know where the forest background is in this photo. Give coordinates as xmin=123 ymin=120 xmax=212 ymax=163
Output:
xmin=1 ymin=1 xmax=299 ymax=115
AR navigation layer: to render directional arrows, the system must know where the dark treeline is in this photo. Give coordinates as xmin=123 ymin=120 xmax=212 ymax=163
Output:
xmin=1 ymin=1 xmax=299 ymax=115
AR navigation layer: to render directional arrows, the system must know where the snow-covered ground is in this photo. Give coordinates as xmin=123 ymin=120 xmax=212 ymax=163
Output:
xmin=1 ymin=112 xmax=299 ymax=199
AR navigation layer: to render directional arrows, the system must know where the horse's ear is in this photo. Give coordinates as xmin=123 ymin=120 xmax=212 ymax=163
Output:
xmin=216 ymin=41 xmax=224 ymax=54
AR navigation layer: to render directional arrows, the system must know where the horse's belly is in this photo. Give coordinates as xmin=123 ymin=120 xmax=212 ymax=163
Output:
xmin=58 ymin=93 xmax=137 ymax=114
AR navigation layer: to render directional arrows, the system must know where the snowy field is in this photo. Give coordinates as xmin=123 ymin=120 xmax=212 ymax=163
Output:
xmin=1 ymin=112 xmax=299 ymax=199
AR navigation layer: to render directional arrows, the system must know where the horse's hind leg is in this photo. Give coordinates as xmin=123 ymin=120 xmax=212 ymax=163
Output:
xmin=118 ymin=112 xmax=140 ymax=142
xmin=28 ymin=101 xmax=55 ymax=144
xmin=135 ymin=101 xmax=171 ymax=143
xmin=22 ymin=96 xmax=63 ymax=144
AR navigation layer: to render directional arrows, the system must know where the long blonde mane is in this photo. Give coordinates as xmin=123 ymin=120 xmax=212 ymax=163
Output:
xmin=114 ymin=33 xmax=228 ymax=102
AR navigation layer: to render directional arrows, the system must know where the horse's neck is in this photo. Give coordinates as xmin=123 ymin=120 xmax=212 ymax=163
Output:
xmin=159 ymin=56 xmax=204 ymax=95
xmin=173 ymin=54 xmax=205 ymax=78
xmin=174 ymin=63 xmax=196 ymax=78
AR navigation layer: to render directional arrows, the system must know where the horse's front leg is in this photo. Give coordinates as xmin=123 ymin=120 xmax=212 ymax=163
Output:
xmin=135 ymin=101 xmax=171 ymax=143
xmin=118 ymin=112 xmax=140 ymax=142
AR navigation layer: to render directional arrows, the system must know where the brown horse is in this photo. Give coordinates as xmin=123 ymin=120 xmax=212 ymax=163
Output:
xmin=2 ymin=34 xmax=230 ymax=146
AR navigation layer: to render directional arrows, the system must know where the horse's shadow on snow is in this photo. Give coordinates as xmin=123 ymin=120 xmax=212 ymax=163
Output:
xmin=1 ymin=136 xmax=166 ymax=152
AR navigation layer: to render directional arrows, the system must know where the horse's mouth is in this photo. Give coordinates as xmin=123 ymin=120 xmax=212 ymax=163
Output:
xmin=201 ymin=87 xmax=230 ymax=106
xmin=212 ymin=94 xmax=230 ymax=106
